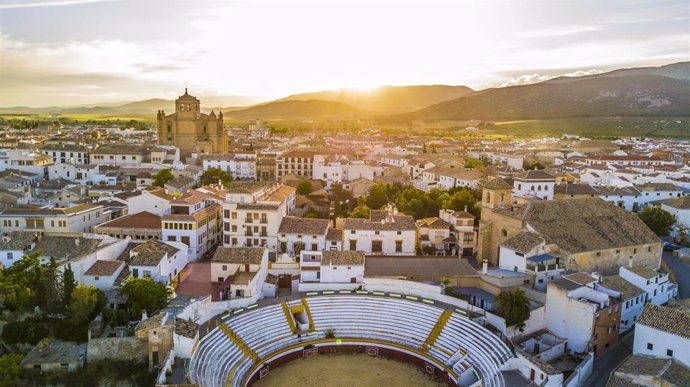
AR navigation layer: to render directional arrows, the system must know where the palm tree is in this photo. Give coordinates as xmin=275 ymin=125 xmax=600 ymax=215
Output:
xmin=495 ymin=288 xmax=531 ymax=332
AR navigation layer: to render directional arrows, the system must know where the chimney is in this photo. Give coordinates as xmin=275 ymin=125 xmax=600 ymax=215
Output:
xmin=481 ymin=259 xmax=488 ymax=274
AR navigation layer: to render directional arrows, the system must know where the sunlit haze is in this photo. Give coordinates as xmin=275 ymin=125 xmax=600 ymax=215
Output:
xmin=0 ymin=0 xmax=688 ymax=106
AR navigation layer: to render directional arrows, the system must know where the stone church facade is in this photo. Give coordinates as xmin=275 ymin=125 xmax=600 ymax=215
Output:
xmin=157 ymin=89 xmax=228 ymax=157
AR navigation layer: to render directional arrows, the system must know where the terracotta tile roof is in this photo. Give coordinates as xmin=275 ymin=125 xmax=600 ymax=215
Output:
xmin=637 ymin=304 xmax=690 ymax=340
xmin=554 ymin=183 xmax=598 ymax=195
xmin=278 ymin=216 xmax=329 ymax=235
xmin=563 ymin=272 xmax=598 ymax=286
xmin=500 ymin=232 xmax=544 ymax=254
xmin=514 ymin=170 xmax=556 ymax=181
xmin=482 ymin=177 xmax=512 ymax=190
xmin=416 ymin=217 xmax=452 ymax=229
xmin=365 ymin=256 xmax=478 ymax=277
xmin=84 ymin=260 xmax=124 ymax=276
xmin=626 ymin=266 xmax=660 ymax=280
xmin=127 ymin=240 xmax=179 ymax=267
xmin=211 ymin=247 xmax=266 ymax=265
xmin=601 ymin=275 xmax=645 ymax=300
xmin=661 ymin=196 xmax=690 ymax=210
xmin=326 ymin=228 xmax=343 ymax=241
xmin=495 ymin=198 xmax=661 ymax=254
xmin=322 ymin=251 xmax=364 ymax=266
xmin=96 ymin=211 xmax=161 ymax=230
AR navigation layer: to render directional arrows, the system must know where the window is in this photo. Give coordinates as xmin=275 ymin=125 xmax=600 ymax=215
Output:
xmin=395 ymin=240 xmax=402 ymax=253
xmin=218 ymin=277 xmax=224 ymax=282
xmin=372 ymin=240 xmax=382 ymax=252
xmin=647 ymin=343 xmax=653 ymax=350
xmin=667 ymin=349 xmax=674 ymax=356
xmin=349 ymin=240 xmax=357 ymax=250
xmin=222 ymin=265 xmax=227 ymax=271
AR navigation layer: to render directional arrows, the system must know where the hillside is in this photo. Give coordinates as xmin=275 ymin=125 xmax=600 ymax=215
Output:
xmin=547 ymin=61 xmax=690 ymax=84
xmin=392 ymin=74 xmax=690 ymax=121
xmin=223 ymin=99 xmax=362 ymax=119
xmin=279 ymin=85 xmax=473 ymax=112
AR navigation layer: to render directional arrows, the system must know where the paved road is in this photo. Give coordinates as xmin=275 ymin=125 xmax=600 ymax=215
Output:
xmin=662 ymin=250 xmax=690 ymax=299
xmin=583 ymin=329 xmax=634 ymax=387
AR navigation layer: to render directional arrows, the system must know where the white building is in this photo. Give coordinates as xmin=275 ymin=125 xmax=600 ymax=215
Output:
xmin=222 ymin=182 xmax=296 ymax=252
xmin=210 ymin=246 xmax=268 ymax=300
xmin=513 ymin=170 xmax=556 ymax=200
xmin=599 ymin=275 xmax=646 ymax=332
xmin=299 ymin=250 xmax=364 ymax=284
xmin=82 ymin=260 xmax=126 ymax=290
xmin=277 ymin=216 xmax=330 ymax=255
xmin=125 ymin=239 xmax=189 ymax=284
xmin=544 ymin=273 xmax=622 ymax=355
xmin=40 ymin=144 xmax=90 ymax=165
xmin=0 ymin=203 xmax=110 ymax=235
xmin=202 ymin=153 xmax=256 ymax=181
xmin=161 ymin=190 xmax=222 ymax=260
xmin=342 ymin=204 xmax=416 ymax=255
xmin=619 ymin=265 xmax=677 ymax=305
xmin=633 ymin=303 xmax=690 ymax=368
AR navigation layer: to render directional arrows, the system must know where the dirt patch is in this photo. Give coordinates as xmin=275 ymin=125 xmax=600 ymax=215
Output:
xmin=255 ymin=353 xmax=445 ymax=387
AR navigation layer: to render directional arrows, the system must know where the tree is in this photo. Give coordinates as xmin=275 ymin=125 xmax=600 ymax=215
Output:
xmin=152 ymin=169 xmax=174 ymax=187
xmin=444 ymin=189 xmax=480 ymax=219
xmin=62 ymin=264 xmax=76 ymax=311
xmin=331 ymin=183 xmax=354 ymax=218
xmin=524 ymin=161 xmax=546 ymax=170
xmin=495 ymin=289 xmax=531 ymax=332
xmin=366 ymin=183 xmax=389 ymax=210
xmin=120 ymin=277 xmax=169 ymax=318
xmin=350 ymin=197 xmax=371 ymax=219
xmin=0 ymin=354 xmax=23 ymax=387
xmin=0 ymin=250 xmax=43 ymax=312
xmin=296 ymin=180 xmax=313 ymax=195
xmin=464 ymin=158 xmax=485 ymax=169
xmin=638 ymin=206 xmax=675 ymax=236
xmin=200 ymin=167 xmax=233 ymax=186
xmin=38 ymin=256 xmax=61 ymax=314
xmin=1 ymin=318 xmax=49 ymax=345
xmin=68 ymin=285 xmax=102 ymax=326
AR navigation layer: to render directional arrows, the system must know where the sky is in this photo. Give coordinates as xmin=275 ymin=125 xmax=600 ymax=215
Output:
xmin=0 ymin=0 xmax=688 ymax=107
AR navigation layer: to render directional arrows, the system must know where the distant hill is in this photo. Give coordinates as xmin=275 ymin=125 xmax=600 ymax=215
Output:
xmin=392 ymin=73 xmax=690 ymax=121
xmin=547 ymin=61 xmax=690 ymax=84
xmin=223 ymin=99 xmax=362 ymax=119
xmin=0 ymin=95 xmax=268 ymax=115
xmin=279 ymin=85 xmax=473 ymax=113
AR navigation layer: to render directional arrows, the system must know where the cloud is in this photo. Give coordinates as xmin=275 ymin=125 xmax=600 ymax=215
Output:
xmin=517 ymin=24 xmax=606 ymax=38
xmin=0 ymin=0 xmax=112 ymax=9
xmin=500 ymin=69 xmax=604 ymax=87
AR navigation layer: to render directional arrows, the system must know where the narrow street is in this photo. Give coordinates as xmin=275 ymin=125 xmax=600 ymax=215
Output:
xmin=662 ymin=250 xmax=690 ymax=299
xmin=582 ymin=329 xmax=634 ymax=387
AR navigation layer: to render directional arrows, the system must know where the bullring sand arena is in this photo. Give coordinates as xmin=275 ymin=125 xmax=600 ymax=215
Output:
xmin=255 ymin=353 xmax=446 ymax=387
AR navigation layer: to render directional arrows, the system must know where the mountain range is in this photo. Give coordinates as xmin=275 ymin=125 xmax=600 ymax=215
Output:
xmin=1 ymin=62 xmax=688 ymax=121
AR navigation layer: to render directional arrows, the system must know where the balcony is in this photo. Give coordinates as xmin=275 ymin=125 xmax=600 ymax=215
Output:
xmin=260 ymin=218 xmax=268 ymax=224
xmin=245 ymin=218 xmax=253 ymax=224
xmin=526 ymin=263 xmax=564 ymax=274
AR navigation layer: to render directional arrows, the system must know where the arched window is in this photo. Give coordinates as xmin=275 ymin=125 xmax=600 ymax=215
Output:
xmin=500 ymin=193 xmax=505 ymax=202
xmin=486 ymin=193 xmax=491 ymax=204
xmin=501 ymin=229 xmax=508 ymax=237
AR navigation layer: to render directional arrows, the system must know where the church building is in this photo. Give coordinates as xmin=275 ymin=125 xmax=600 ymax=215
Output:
xmin=157 ymin=89 xmax=228 ymax=157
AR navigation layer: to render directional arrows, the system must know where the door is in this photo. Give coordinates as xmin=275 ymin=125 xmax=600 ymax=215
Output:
xmin=278 ymin=274 xmax=292 ymax=289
